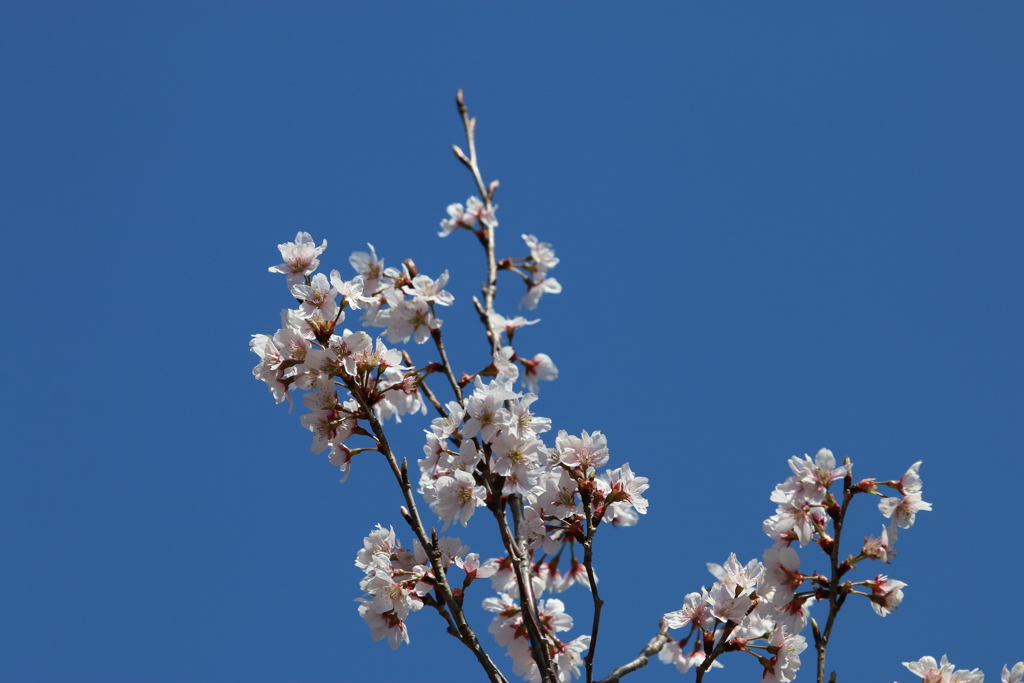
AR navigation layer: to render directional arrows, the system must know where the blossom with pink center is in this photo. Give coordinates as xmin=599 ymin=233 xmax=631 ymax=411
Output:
xmin=708 ymin=553 xmax=765 ymax=595
xmin=522 ymin=353 xmax=558 ymax=394
xmin=761 ymin=624 xmax=807 ymax=683
xmin=535 ymin=469 xmax=580 ymax=520
xmin=554 ymin=430 xmax=609 ymax=471
xmin=382 ymin=295 xmax=439 ymax=344
xmin=605 ymin=463 xmax=650 ymax=515
xmin=522 ymin=233 xmax=559 ymax=272
xmin=489 ymin=312 xmax=539 ymax=342
xmin=463 ymin=377 xmax=516 ymax=443
xmin=268 ymin=231 xmax=327 ymax=286
xmin=505 ymin=393 xmax=551 ymax=440
xmin=491 ymin=434 xmax=544 ymax=494
xmin=493 ymin=346 xmax=520 ymax=381
xmin=348 ymin=243 xmax=385 ymax=293
xmin=250 ymin=334 xmax=292 ymax=406
xmin=329 ymin=270 xmax=373 ymax=310
xmin=361 ymin=556 xmax=424 ymax=621
xmin=439 ymin=196 xmax=497 ymax=236
xmin=521 ymin=272 xmax=562 ymax=310
xmin=403 ymin=270 xmax=454 ymax=306
xmin=764 ymin=546 xmax=803 ymax=606
xmin=865 ymin=574 xmax=907 ymax=616
xmin=290 ymin=272 xmax=339 ymax=321
xmin=1003 ymin=662 xmax=1024 ymax=683
xmin=763 ymin=500 xmax=819 ymax=547
xmin=355 ymin=525 xmax=397 ymax=570
xmin=896 ymin=460 xmax=924 ymax=495
xmin=862 ymin=524 xmax=898 ymax=563
xmin=783 ymin=448 xmax=851 ymax=505
xmin=904 ymin=655 xmax=956 ymax=683
xmin=300 ymin=407 xmax=354 ymax=454
xmin=658 ymin=641 xmax=724 ymax=674
xmin=878 ymin=491 xmax=932 ymax=529
xmin=663 ymin=590 xmax=715 ymax=631
xmin=774 ymin=596 xmax=815 ymax=635
xmin=429 ymin=469 xmax=486 ymax=529
xmin=357 ymin=600 xmax=409 ymax=649
xmin=708 ymin=581 xmax=752 ymax=624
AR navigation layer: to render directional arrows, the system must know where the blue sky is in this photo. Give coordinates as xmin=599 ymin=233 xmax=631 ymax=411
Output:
xmin=2 ymin=3 xmax=1022 ymax=682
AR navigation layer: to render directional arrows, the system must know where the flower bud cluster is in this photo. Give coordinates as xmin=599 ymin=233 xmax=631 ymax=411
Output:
xmin=355 ymin=524 xmax=496 ymax=649
xmin=660 ymin=553 xmax=808 ymax=681
xmin=659 ymin=450 xmax=937 ymax=680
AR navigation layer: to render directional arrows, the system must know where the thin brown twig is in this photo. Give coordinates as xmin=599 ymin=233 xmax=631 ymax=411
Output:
xmin=400 ymin=350 xmax=446 ymax=418
xmin=454 ymin=90 xmax=500 ymax=355
xmin=431 ymin=327 xmax=465 ymax=404
xmin=816 ymin=461 xmax=855 ymax=683
xmin=595 ymin=625 xmax=671 ymax=683
xmin=581 ymin=493 xmax=605 ymax=683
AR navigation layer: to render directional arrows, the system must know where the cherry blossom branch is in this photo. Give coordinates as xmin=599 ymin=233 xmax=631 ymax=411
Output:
xmin=453 ymin=89 xmax=500 ymax=353
xmin=595 ymin=625 xmax=671 ymax=683
xmin=340 ymin=373 xmax=508 ymax=683
xmin=581 ymin=491 xmax=605 ymax=683
xmin=430 ymin=327 xmax=465 ymax=404
xmin=479 ymin=468 xmax=560 ymax=683
xmin=451 ymin=90 xmax=558 ymax=683
xmin=815 ymin=463 xmax=855 ymax=683
xmin=695 ymin=616 xmax=744 ymax=683
xmin=400 ymin=351 xmax=447 ymax=418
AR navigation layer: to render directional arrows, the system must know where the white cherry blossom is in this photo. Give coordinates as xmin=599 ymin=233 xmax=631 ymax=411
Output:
xmin=268 ymin=231 xmax=327 ymax=286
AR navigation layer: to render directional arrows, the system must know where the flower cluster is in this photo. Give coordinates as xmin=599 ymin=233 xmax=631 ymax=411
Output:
xmin=901 ymin=655 xmax=1024 ymax=683
xmin=659 ymin=450 xmax=937 ymax=681
xmin=660 ymin=553 xmax=808 ymax=682
xmin=252 ymin=203 xmax=626 ymax=682
xmin=251 ymin=93 xmax=1017 ymax=683
xmin=483 ymin=592 xmax=591 ymax=683
xmin=355 ymin=525 xmax=496 ymax=649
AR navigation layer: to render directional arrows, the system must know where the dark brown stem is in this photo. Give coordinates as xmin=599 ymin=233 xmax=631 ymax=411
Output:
xmin=401 ymin=350 xmax=446 ymax=418
xmin=816 ymin=461 xmax=855 ymax=683
xmin=582 ymin=493 xmax=605 ymax=683
xmin=695 ymin=621 xmax=738 ymax=683
xmin=480 ymin=472 xmax=559 ymax=683
xmin=431 ymin=327 xmax=464 ymax=404
xmin=454 ymin=90 xmax=500 ymax=354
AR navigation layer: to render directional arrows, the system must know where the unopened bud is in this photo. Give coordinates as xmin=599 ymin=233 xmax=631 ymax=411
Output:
xmin=817 ymin=534 xmax=834 ymax=555
xmin=726 ymin=637 xmax=748 ymax=651
xmin=851 ymin=478 xmax=877 ymax=494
